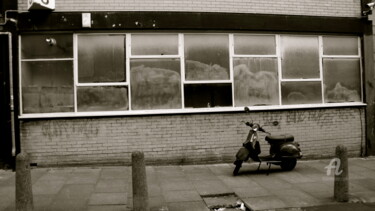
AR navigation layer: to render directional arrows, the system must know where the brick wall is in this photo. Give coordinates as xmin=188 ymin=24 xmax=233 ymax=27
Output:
xmin=20 ymin=107 xmax=365 ymax=166
xmin=18 ymin=0 xmax=361 ymax=18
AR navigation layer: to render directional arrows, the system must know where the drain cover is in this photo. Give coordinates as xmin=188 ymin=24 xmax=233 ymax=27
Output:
xmin=201 ymin=193 xmax=250 ymax=211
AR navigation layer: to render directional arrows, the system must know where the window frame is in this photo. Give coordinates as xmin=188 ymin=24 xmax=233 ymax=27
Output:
xmin=18 ymin=33 xmax=365 ymax=119
xmin=74 ymin=33 xmax=129 ymax=112
xmin=19 ymin=34 xmax=75 ymax=115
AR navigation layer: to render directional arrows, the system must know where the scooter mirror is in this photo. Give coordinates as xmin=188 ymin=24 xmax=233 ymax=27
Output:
xmin=244 ymin=107 xmax=250 ymax=113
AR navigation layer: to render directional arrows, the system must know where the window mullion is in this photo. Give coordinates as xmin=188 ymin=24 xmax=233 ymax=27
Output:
xmin=73 ymin=34 xmax=78 ymax=113
xmin=229 ymin=34 xmax=235 ymax=107
xmin=179 ymin=33 xmax=185 ymax=109
xmin=319 ymin=36 xmax=325 ymax=104
xmin=276 ymin=35 xmax=282 ymax=106
xmin=126 ymin=34 xmax=132 ymax=111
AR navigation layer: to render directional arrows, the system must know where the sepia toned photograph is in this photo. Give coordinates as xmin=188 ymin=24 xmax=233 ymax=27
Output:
xmin=1 ymin=0 xmax=375 ymax=210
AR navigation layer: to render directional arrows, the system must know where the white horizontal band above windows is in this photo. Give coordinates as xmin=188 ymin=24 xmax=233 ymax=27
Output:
xmin=19 ymin=33 xmax=363 ymax=118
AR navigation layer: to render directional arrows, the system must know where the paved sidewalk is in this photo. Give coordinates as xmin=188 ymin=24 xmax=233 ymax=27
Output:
xmin=0 ymin=157 xmax=375 ymax=211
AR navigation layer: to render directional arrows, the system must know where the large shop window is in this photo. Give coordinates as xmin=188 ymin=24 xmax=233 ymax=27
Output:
xmin=21 ymin=34 xmax=74 ymax=113
xmin=19 ymin=33 xmax=363 ymax=116
xmin=77 ymin=34 xmax=128 ymax=112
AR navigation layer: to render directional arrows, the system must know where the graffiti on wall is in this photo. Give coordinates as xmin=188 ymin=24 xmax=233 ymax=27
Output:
xmin=41 ymin=119 xmax=100 ymax=138
xmin=261 ymin=108 xmax=360 ymax=127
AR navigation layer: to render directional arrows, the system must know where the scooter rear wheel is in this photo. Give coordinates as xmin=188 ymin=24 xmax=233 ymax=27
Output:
xmin=280 ymin=158 xmax=297 ymax=171
xmin=233 ymin=160 xmax=243 ymax=176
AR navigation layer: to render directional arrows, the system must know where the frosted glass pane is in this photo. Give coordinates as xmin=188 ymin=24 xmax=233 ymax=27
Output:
xmin=184 ymin=84 xmax=232 ymax=108
xmin=281 ymin=36 xmax=320 ymax=79
xmin=130 ymin=59 xmax=182 ymax=110
xmin=234 ymin=35 xmax=276 ymax=55
xmin=323 ymin=36 xmax=358 ymax=55
xmin=77 ymin=86 xmax=129 ymax=111
xmin=78 ymin=35 xmax=125 ymax=83
xmin=323 ymin=59 xmax=361 ymax=102
xmin=233 ymin=58 xmax=279 ymax=106
xmin=281 ymin=81 xmax=322 ymax=105
xmin=184 ymin=34 xmax=229 ymax=80
xmin=21 ymin=34 xmax=73 ymax=59
xmin=131 ymin=34 xmax=178 ymax=55
xmin=22 ymin=61 xmax=73 ymax=113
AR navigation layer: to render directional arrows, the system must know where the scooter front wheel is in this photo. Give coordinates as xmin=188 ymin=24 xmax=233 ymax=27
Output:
xmin=233 ymin=160 xmax=243 ymax=176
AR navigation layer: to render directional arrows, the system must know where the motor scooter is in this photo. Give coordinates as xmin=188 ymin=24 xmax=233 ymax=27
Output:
xmin=233 ymin=107 xmax=302 ymax=176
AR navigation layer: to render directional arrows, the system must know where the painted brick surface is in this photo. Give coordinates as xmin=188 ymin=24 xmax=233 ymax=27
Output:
xmin=20 ymin=107 xmax=365 ymax=166
xmin=18 ymin=0 xmax=361 ymax=17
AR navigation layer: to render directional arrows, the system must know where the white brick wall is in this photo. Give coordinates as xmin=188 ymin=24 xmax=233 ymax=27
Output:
xmin=18 ymin=0 xmax=361 ymax=17
xmin=20 ymin=107 xmax=365 ymax=166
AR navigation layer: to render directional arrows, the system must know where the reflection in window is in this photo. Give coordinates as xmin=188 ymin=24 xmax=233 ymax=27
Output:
xmin=22 ymin=61 xmax=74 ymax=113
xmin=130 ymin=59 xmax=181 ymax=110
xmin=21 ymin=34 xmax=73 ymax=59
xmin=184 ymin=84 xmax=232 ymax=108
xmin=234 ymin=35 xmax=276 ymax=55
xmin=233 ymin=58 xmax=279 ymax=106
xmin=323 ymin=59 xmax=361 ymax=103
xmin=281 ymin=36 xmax=320 ymax=79
xmin=131 ymin=34 xmax=178 ymax=55
xmin=323 ymin=36 xmax=358 ymax=55
xmin=77 ymin=86 xmax=128 ymax=111
xmin=184 ymin=34 xmax=229 ymax=80
xmin=281 ymin=81 xmax=322 ymax=105
xmin=78 ymin=35 xmax=126 ymax=83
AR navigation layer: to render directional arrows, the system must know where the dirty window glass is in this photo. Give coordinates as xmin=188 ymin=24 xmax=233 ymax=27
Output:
xmin=323 ymin=36 xmax=358 ymax=55
xmin=281 ymin=81 xmax=322 ymax=105
xmin=184 ymin=84 xmax=232 ymax=108
xmin=21 ymin=34 xmax=73 ymax=59
xmin=21 ymin=61 xmax=74 ymax=113
xmin=77 ymin=86 xmax=129 ymax=111
xmin=233 ymin=58 xmax=279 ymax=106
xmin=131 ymin=34 xmax=178 ymax=55
xmin=323 ymin=59 xmax=361 ymax=103
xmin=184 ymin=34 xmax=229 ymax=80
xmin=281 ymin=36 xmax=320 ymax=79
xmin=78 ymin=35 xmax=126 ymax=83
xmin=130 ymin=59 xmax=182 ymax=110
xmin=234 ymin=35 xmax=276 ymax=55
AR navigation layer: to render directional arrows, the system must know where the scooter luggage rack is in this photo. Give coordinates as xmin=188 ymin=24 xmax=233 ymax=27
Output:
xmin=256 ymin=156 xmax=281 ymax=175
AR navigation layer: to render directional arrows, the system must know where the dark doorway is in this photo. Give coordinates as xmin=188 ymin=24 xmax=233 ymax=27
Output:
xmin=0 ymin=33 xmax=13 ymax=169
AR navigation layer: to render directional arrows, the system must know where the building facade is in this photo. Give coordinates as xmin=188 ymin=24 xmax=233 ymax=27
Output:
xmin=0 ymin=0 xmax=374 ymax=166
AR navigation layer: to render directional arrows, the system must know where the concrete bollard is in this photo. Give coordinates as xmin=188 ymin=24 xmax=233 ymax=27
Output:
xmin=334 ymin=145 xmax=349 ymax=202
xmin=16 ymin=152 xmax=34 ymax=211
xmin=132 ymin=151 xmax=149 ymax=211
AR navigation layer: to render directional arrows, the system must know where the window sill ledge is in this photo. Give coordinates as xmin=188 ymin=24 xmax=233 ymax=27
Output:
xmin=18 ymin=102 xmax=367 ymax=119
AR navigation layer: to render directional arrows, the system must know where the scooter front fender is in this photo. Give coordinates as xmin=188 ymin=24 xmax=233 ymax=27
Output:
xmin=235 ymin=147 xmax=250 ymax=161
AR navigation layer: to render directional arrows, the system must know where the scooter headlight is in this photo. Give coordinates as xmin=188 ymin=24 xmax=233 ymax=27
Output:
xmin=253 ymin=124 xmax=259 ymax=131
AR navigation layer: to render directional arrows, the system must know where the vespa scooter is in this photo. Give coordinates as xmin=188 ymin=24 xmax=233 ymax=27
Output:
xmin=233 ymin=107 xmax=302 ymax=176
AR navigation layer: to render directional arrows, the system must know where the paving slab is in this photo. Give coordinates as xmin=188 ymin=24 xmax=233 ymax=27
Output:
xmin=163 ymin=190 xmax=202 ymax=202
xmin=273 ymin=189 xmax=321 ymax=207
xmin=87 ymin=205 xmax=130 ymax=211
xmin=167 ymin=201 xmax=210 ymax=211
xmin=243 ymin=195 xmax=288 ymax=210
xmin=95 ymin=179 xmax=129 ymax=193
xmin=88 ymin=192 xmax=128 ymax=205
xmin=233 ymin=185 xmax=271 ymax=198
xmin=193 ymin=179 xmax=232 ymax=195
xmin=160 ymin=179 xmax=195 ymax=191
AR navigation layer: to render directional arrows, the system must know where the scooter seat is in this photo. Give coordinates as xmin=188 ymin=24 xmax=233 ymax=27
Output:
xmin=265 ymin=134 xmax=294 ymax=143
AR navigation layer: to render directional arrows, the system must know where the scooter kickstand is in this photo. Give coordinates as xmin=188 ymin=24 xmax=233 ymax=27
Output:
xmin=257 ymin=162 xmax=261 ymax=171
xmin=266 ymin=162 xmax=271 ymax=175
